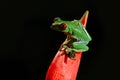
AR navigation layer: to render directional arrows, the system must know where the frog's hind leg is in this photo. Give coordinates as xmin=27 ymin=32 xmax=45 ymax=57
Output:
xmin=72 ymin=41 xmax=89 ymax=52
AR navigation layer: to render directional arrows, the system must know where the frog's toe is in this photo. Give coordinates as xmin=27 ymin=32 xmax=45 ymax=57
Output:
xmin=65 ymin=48 xmax=71 ymax=54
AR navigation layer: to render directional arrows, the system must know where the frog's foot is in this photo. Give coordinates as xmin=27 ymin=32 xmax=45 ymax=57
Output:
xmin=59 ymin=44 xmax=76 ymax=60
xmin=65 ymin=47 xmax=72 ymax=54
xmin=68 ymin=52 xmax=76 ymax=60
xmin=64 ymin=46 xmax=76 ymax=60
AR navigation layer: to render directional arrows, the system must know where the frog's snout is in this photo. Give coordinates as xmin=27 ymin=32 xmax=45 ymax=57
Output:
xmin=50 ymin=25 xmax=57 ymax=31
xmin=50 ymin=25 xmax=53 ymax=29
xmin=50 ymin=25 xmax=55 ymax=29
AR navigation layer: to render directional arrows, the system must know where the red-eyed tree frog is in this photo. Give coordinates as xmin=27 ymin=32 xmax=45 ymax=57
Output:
xmin=51 ymin=11 xmax=92 ymax=59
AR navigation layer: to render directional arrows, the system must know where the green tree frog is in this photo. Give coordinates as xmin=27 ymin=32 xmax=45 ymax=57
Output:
xmin=51 ymin=15 xmax=92 ymax=60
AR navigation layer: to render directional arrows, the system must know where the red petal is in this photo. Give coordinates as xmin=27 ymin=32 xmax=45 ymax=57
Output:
xmin=45 ymin=50 xmax=82 ymax=80
xmin=80 ymin=10 xmax=89 ymax=28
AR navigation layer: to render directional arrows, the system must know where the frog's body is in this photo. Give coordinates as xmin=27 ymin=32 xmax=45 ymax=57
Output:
xmin=51 ymin=11 xmax=92 ymax=59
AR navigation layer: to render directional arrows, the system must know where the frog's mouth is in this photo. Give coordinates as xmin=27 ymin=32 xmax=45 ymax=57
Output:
xmin=50 ymin=25 xmax=62 ymax=32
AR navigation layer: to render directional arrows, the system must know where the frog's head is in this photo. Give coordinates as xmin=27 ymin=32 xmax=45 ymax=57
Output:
xmin=51 ymin=17 xmax=69 ymax=32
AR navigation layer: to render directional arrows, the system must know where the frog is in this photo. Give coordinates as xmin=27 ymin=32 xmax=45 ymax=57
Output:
xmin=50 ymin=11 xmax=92 ymax=60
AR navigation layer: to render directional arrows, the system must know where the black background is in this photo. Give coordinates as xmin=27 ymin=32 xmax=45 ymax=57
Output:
xmin=0 ymin=0 xmax=120 ymax=80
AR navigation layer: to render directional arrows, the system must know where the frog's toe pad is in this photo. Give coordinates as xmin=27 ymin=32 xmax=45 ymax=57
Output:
xmin=65 ymin=48 xmax=71 ymax=54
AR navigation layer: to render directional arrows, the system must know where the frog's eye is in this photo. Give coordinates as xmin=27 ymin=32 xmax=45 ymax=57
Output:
xmin=60 ymin=23 xmax=67 ymax=30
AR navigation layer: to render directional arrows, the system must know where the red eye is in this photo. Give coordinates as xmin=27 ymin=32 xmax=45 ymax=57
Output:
xmin=60 ymin=23 xmax=67 ymax=30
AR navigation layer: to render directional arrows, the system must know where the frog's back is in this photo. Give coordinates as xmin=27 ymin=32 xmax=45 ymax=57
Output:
xmin=71 ymin=20 xmax=92 ymax=41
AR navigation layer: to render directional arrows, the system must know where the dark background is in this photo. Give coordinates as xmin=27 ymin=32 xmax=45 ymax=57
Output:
xmin=0 ymin=0 xmax=120 ymax=80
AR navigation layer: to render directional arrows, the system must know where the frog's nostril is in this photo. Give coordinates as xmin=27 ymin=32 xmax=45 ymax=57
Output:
xmin=50 ymin=25 xmax=56 ymax=29
xmin=50 ymin=25 xmax=53 ymax=28
xmin=53 ymin=17 xmax=61 ymax=22
xmin=53 ymin=18 xmax=57 ymax=22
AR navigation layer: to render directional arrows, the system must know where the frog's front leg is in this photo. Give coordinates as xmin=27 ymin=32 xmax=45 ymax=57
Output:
xmin=64 ymin=47 xmax=76 ymax=60
xmin=59 ymin=44 xmax=71 ymax=53
xmin=72 ymin=41 xmax=89 ymax=52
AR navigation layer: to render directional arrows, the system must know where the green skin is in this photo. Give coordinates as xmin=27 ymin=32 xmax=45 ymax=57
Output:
xmin=51 ymin=17 xmax=92 ymax=59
